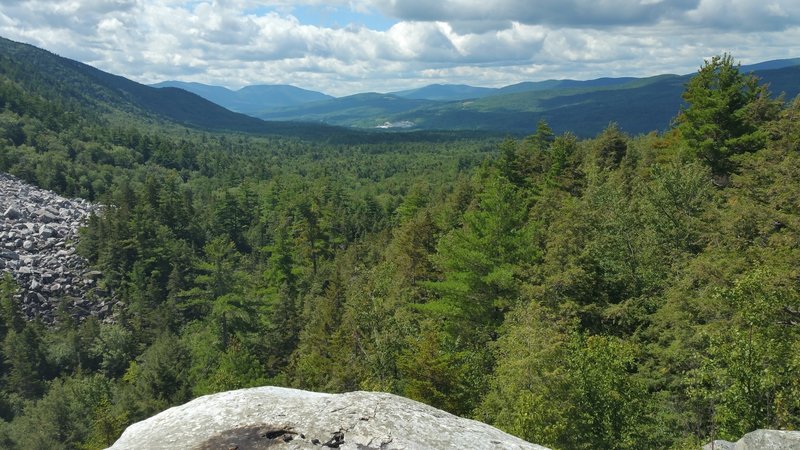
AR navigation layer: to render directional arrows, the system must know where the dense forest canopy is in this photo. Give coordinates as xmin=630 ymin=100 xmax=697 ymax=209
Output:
xmin=1 ymin=47 xmax=800 ymax=450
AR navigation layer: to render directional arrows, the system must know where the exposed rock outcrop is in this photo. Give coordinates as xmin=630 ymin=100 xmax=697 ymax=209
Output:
xmin=0 ymin=172 xmax=114 ymax=323
xmin=703 ymin=430 xmax=800 ymax=450
xmin=108 ymin=386 xmax=548 ymax=450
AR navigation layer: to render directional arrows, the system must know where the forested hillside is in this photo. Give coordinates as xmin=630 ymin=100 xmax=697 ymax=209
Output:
xmin=0 ymin=36 xmax=368 ymax=139
xmin=1 ymin=44 xmax=799 ymax=450
xmin=255 ymin=63 xmax=800 ymax=136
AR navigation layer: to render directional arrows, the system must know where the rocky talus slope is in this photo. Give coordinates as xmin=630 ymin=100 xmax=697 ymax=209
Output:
xmin=107 ymin=386 xmax=548 ymax=450
xmin=0 ymin=172 xmax=114 ymax=323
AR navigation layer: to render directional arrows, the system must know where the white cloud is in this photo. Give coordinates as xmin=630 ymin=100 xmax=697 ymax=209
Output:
xmin=682 ymin=0 xmax=800 ymax=31
xmin=371 ymin=0 xmax=700 ymax=28
xmin=0 ymin=0 xmax=797 ymax=96
xmin=371 ymin=0 xmax=800 ymax=31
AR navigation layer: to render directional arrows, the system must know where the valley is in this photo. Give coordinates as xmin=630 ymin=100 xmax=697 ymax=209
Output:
xmin=154 ymin=59 xmax=800 ymax=136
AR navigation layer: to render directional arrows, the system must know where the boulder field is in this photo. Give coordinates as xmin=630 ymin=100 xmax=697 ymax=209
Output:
xmin=0 ymin=172 xmax=115 ymax=323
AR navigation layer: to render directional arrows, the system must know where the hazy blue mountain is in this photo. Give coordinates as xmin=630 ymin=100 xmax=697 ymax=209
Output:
xmin=150 ymin=81 xmax=237 ymax=107
xmin=390 ymin=84 xmax=496 ymax=101
xmin=740 ymin=57 xmax=800 ymax=72
xmin=237 ymin=85 xmax=333 ymax=111
xmin=253 ymin=75 xmax=679 ymax=134
xmin=387 ymin=78 xmax=640 ymax=100
xmin=254 ymin=64 xmax=799 ymax=136
xmin=259 ymin=93 xmax=435 ymax=127
xmin=496 ymin=77 xmax=640 ymax=95
xmin=399 ymin=75 xmax=689 ymax=136
xmin=151 ymin=81 xmax=333 ymax=114
xmin=251 ymin=76 xmax=672 ymax=133
xmin=407 ymin=67 xmax=799 ymax=136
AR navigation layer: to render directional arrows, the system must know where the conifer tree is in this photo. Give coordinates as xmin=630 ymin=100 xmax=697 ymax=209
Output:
xmin=677 ymin=54 xmax=779 ymax=176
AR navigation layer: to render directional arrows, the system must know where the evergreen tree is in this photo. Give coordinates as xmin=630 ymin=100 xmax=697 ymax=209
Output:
xmin=425 ymin=173 xmax=537 ymax=334
xmin=677 ymin=54 xmax=779 ymax=176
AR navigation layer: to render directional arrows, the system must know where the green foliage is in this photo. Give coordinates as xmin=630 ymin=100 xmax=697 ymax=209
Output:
xmin=6 ymin=375 xmax=113 ymax=450
xmin=0 ymin=274 xmax=21 ymax=340
xmin=3 ymin=324 xmax=49 ymax=400
xmin=593 ymin=122 xmax=628 ymax=168
xmin=689 ymin=270 xmax=800 ymax=439
xmin=89 ymin=324 xmax=136 ymax=379
xmin=118 ymin=333 xmax=191 ymax=420
xmin=481 ymin=303 xmax=657 ymax=449
xmin=425 ymin=172 xmax=538 ymax=333
xmin=641 ymin=161 xmax=713 ymax=254
xmin=677 ymin=54 xmax=780 ymax=175
xmin=191 ymin=338 xmax=268 ymax=396
xmin=398 ymin=319 xmax=491 ymax=416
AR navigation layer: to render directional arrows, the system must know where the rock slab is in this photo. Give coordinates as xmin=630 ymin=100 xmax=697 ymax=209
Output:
xmin=703 ymin=430 xmax=800 ymax=450
xmin=107 ymin=386 xmax=548 ymax=450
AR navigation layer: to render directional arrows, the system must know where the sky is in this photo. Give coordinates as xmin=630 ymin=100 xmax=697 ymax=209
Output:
xmin=0 ymin=0 xmax=798 ymax=96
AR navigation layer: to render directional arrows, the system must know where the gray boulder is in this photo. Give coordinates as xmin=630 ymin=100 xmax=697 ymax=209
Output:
xmin=107 ymin=387 xmax=547 ymax=450
xmin=703 ymin=439 xmax=735 ymax=450
xmin=3 ymin=206 xmax=21 ymax=219
xmin=703 ymin=430 xmax=800 ymax=450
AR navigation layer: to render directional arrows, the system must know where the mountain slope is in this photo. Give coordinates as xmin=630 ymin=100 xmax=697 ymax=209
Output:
xmin=149 ymin=81 xmax=237 ymax=108
xmin=251 ymin=62 xmax=800 ymax=136
xmin=259 ymin=93 xmax=436 ymax=127
xmin=495 ymin=77 xmax=640 ymax=95
xmin=741 ymin=57 xmax=800 ymax=72
xmin=237 ymin=85 xmax=333 ymax=112
xmin=395 ymin=75 xmax=686 ymax=136
xmin=251 ymin=75 xmax=684 ymax=135
xmin=391 ymin=84 xmax=496 ymax=101
xmin=151 ymin=81 xmax=333 ymax=114
xmin=413 ymin=67 xmax=800 ymax=136
xmin=0 ymin=36 xmax=342 ymax=137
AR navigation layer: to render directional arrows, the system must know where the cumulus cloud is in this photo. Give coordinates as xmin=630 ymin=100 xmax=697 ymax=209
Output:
xmin=373 ymin=0 xmax=698 ymax=28
xmin=372 ymin=0 xmax=799 ymax=31
xmin=0 ymin=0 xmax=797 ymax=95
xmin=683 ymin=0 xmax=800 ymax=31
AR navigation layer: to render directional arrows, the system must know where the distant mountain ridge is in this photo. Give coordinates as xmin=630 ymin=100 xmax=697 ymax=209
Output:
xmin=740 ymin=57 xmax=800 ymax=72
xmin=258 ymin=93 xmax=433 ymax=128
xmin=390 ymin=84 xmax=496 ymax=101
xmin=157 ymin=57 xmax=799 ymax=136
xmin=246 ymin=63 xmax=800 ymax=136
xmin=151 ymin=81 xmax=333 ymax=114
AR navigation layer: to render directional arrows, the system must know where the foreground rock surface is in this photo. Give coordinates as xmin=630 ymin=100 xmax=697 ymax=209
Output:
xmin=108 ymin=386 xmax=547 ymax=450
xmin=0 ymin=172 xmax=114 ymax=323
xmin=702 ymin=429 xmax=800 ymax=449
